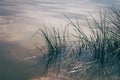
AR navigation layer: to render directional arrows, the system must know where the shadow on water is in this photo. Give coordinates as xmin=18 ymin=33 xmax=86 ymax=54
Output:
xmin=0 ymin=40 xmax=38 ymax=80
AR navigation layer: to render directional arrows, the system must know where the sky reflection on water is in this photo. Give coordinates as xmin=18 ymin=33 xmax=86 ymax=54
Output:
xmin=0 ymin=0 xmax=119 ymax=42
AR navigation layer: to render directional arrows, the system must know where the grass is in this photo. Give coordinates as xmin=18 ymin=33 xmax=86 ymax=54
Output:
xmin=33 ymin=7 xmax=120 ymax=80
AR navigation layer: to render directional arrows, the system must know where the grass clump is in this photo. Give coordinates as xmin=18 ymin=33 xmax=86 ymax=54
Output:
xmin=32 ymin=24 xmax=72 ymax=78
xmin=33 ymin=7 xmax=120 ymax=80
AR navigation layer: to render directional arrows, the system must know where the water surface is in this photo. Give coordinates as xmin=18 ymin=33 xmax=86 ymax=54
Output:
xmin=0 ymin=0 xmax=119 ymax=80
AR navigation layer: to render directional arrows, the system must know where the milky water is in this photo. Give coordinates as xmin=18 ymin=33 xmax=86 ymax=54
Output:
xmin=0 ymin=0 xmax=119 ymax=42
xmin=0 ymin=0 xmax=119 ymax=80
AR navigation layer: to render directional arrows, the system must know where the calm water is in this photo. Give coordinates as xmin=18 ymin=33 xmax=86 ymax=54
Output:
xmin=0 ymin=0 xmax=119 ymax=80
xmin=0 ymin=0 xmax=119 ymax=42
